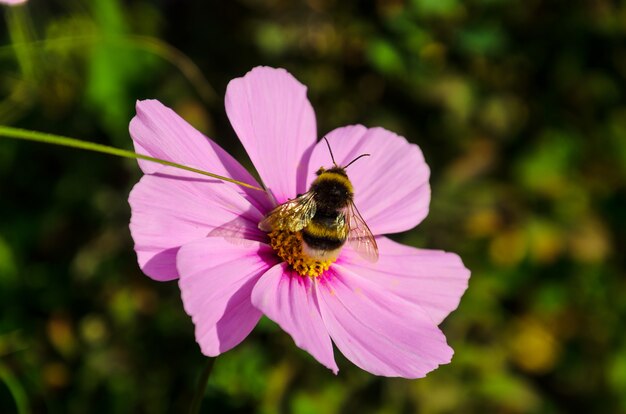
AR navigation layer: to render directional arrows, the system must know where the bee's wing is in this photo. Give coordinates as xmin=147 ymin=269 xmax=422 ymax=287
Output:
xmin=345 ymin=200 xmax=379 ymax=262
xmin=207 ymin=216 xmax=257 ymax=247
xmin=258 ymin=192 xmax=317 ymax=233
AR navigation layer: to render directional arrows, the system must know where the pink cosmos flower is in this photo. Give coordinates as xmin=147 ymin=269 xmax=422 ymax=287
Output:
xmin=128 ymin=66 xmax=470 ymax=378
xmin=0 ymin=0 xmax=28 ymax=6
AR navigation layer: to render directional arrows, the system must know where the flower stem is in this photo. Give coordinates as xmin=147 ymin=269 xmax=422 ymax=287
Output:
xmin=0 ymin=361 xmax=30 ymax=414
xmin=189 ymin=358 xmax=215 ymax=414
xmin=0 ymin=126 xmax=264 ymax=191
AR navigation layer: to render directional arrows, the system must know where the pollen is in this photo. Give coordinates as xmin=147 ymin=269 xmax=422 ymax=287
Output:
xmin=268 ymin=229 xmax=334 ymax=277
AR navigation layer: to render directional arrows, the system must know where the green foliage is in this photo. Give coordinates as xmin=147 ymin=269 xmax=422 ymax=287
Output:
xmin=86 ymin=0 xmax=154 ymax=143
xmin=1 ymin=0 xmax=625 ymax=413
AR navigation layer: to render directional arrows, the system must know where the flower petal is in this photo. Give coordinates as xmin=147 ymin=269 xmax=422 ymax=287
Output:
xmin=225 ymin=67 xmax=317 ymax=203
xmin=130 ymin=99 xmax=246 ymax=178
xmin=251 ymin=264 xmax=338 ymax=374
xmin=307 ymin=125 xmax=430 ymax=235
xmin=130 ymin=99 xmax=271 ymax=207
xmin=0 ymin=0 xmax=28 ymax=6
xmin=178 ymin=238 xmax=276 ymax=356
xmin=340 ymin=237 xmax=470 ymax=324
xmin=316 ymin=267 xmax=453 ymax=378
xmin=128 ymin=167 xmax=267 ymax=281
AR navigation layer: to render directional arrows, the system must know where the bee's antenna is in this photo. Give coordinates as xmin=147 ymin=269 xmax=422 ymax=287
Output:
xmin=344 ymin=153 xmax=370 ymax=169
xmin=323 ymin=136 xmax=338 ymax=166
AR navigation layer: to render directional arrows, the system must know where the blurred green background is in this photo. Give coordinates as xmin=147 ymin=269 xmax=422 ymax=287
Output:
xmin=1 ymin=0 xmax=625 ymax=413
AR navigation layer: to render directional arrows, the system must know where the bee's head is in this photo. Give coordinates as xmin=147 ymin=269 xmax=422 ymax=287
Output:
xmin=311 ymin=170 xmax=353 ymax=210
xmin=309 ymin=137 xmax=372 ymax=211
xmin=316 ymin=166 xmax=347 ymax=177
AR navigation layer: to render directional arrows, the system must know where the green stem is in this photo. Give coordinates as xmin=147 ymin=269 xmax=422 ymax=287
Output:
xmin=0 ymin=126 xmax=264 ymax=191
xmin=189 ymin=358 xmax=215 ymax=414
xmin=5 ymin=5 xmax=39 ymax=82
xmin=0 ymin=361 xmax=30 ymax=414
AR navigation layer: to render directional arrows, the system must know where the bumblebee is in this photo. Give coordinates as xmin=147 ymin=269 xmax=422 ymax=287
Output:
xmin=259 ymin=139 xmax=379 ymax=264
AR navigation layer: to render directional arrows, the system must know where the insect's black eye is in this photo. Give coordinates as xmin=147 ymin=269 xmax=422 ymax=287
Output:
xmin=316 ymin=167 xmax=325 ymax=176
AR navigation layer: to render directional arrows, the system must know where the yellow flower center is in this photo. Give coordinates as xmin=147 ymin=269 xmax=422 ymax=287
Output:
xmin=268 ymin=229 xmax=334 ymax=277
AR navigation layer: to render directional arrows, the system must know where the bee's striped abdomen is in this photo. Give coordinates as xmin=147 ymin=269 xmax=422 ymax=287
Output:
xmin=301 ymin=231 xmax=345 ymax=251
xmin=301 ymin=214 xmax=347 ymax=259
